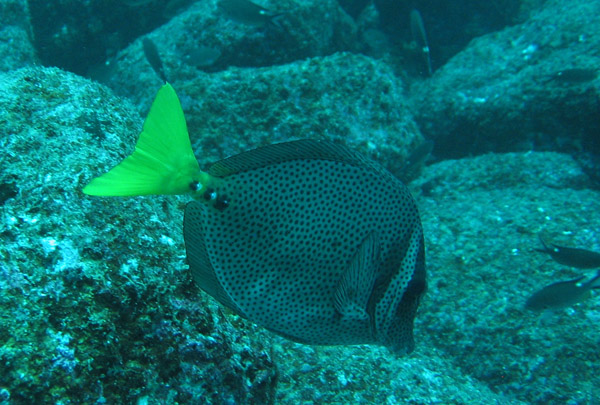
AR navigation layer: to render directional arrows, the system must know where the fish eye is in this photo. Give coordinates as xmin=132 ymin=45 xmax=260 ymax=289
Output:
xmin=203 ymin=188 xmax=216 ymax=201
xmin=189 ymin=181 xmax=200 ymax=191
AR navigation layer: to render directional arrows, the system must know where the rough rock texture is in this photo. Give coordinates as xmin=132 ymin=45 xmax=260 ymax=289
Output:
xmin=100 ymin=0 xmax=357 ymax=97
xmin=27 ymin=0 xmax=196 ymax=76
xmin=410 ymin=0 xmax=600 ymax=159
xmin=272 ymin=340 xmax=521 ymax=404
xmin=412 ymin=151 xmax=600 ymax=403
xmin=0 ymin=66 xmax=277 ymax=404
xmin=176 ymin=52 xmax=422 ymax=176
xmin=29 ymin=0 xmax=355 ymax=79
xmin=100 ymin=50 xmax=422 ymax=177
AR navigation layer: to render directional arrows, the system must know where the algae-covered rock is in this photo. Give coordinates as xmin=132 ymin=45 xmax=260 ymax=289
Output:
xmin=177 ymin=52 xmax=422 ymax=178
xmin=100 ymin=0 xmax=358 ymax=105
xmin=410 ymin=0 xmax=600 ymax=159
xmin=102 ymin=51 xmax=422 ymax=179
xmin=0 ymin=66 xmax=277 ymax=404
xmin=413 ymin=151 xmax=600 ymax=404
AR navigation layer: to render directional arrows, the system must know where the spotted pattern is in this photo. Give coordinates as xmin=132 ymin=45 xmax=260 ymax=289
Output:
xmin=184 ymin=140 xmax=425 ymax=353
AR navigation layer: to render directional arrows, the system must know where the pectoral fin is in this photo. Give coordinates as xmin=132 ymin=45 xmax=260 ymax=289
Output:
xmin=333 ymin=232 xmax=380 ymax=321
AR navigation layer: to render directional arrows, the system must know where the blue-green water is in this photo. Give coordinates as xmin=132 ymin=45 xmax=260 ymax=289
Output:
xmin=0 ymin=0 xmax=599 ymax=403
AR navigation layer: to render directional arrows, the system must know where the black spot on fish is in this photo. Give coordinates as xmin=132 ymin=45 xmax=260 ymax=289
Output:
xmin=184 ymin=140 xmax=426 ymax=354
xmin=215 ymin=195 xmax=229 ymax=211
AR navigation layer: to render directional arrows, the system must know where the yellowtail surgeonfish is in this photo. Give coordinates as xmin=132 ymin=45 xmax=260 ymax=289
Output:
xmin=83 ymin=84 xmax=426 ymax=354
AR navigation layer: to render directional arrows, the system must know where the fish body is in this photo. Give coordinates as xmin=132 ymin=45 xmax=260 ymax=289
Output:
xmin=143 ymin=37 xmax=168 ymax=83
xmin=536 ymin=237 xmax=600 ymax=269
xmin=399 ymin=140 xmax=433 ymax=183
xmin=410 ymin=9 xmax=432 ymax=76
xmin=84 ymin=84 xmax=426 ymax=354
xmin=525 ymin=274 xmax=600 ymax=311
xmin=185 ymin=141 xmax=425 ymax=351
xmin=182 ymin=46 xmax=221 ymax=68
xmin=218 ymin=0 xmax=278 ymax=26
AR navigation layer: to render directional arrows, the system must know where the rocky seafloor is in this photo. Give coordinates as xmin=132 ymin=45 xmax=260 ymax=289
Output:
xmin=1 ymin=0 xmax=599 ymax=403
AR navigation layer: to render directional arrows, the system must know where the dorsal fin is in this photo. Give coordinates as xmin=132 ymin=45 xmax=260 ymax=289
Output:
xmin=208 ymin=139 xmax=384 ymax=177
xmin=183 ymin=201 xmax=245 ymax=316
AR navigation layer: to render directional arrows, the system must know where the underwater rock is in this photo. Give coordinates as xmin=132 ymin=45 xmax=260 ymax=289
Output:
xmin=100 ymin=0 xmax=357 ymax=95
xmin=413 ymin=151 xmax=600 ymax=403
xmin=410 ymin=0 xmax=600 ymax=159
xmin=27 ymin=0 xmax=195 ymax=76
xmin=103 ymin=51 xmax=423 ymax=177
xmin=0 ymin=0 xmax=37 ymax=71
xmin=176 ymin=52 xmax=423 ymax=177
xmin=0 ymin=66 xmax=277 ymax=404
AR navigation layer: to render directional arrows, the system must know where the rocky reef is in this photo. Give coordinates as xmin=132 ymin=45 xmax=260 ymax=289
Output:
xmin=1 ymin=0 xmax=599 ymax=403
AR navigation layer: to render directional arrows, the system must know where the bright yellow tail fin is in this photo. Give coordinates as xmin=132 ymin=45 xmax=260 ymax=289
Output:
xmin=83 ymin=83 xmax=201 ymax=196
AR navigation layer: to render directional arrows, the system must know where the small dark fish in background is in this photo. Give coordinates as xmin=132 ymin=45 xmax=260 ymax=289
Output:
xmin=362 ymin=28 xmax=391 ymax=59
xmin=410 ymin=9 xmax=432 ymax=77
xmin=547 ymin=68 xmax=598 ymax=84
xmin=535 ymin=236 xmax=600 ymax=269
xmin=142 ymin=37 xmax=168 ymax=83
xmin=182 ymin=46 xmax=222 ymax=68
xmin=218 ymin=0 xmax=279 ymax=26
xmin=399 ymin=140 xmax=434 ymax=183
xmin=525 ymin=273 xmax=600 ymax=311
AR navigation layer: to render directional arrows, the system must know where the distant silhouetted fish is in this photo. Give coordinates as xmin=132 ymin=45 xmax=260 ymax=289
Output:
xmin=218 ymin=0 xmax=279 ymax=26
xmin=399 ymin=140 xmax=433 ymax=183
xmin=143 ymin=37 xmax=168 ymax=83
xmin=410 ymin=9 xmax=432 ymax=76
xmin=536 ymin=237 xmax=600 ymax=269
xmin=525 ymin=273 xmax=600 ymax=311
xmin=182 ymin=46 xmax=222 ymax=68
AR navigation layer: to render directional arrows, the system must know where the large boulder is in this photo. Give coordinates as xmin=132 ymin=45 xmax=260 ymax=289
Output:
xmin=0 ymin=66 xmax=277 ymax=404
xmin=97 ymin=0 xmax=357 ymax=95
xmin=0 ymin=0 xmax=37 ymax=72
xmin=410 ymin=0 xmax=600 ymax=159
xmin=413 ymin=151 xmax=600 ymax=403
